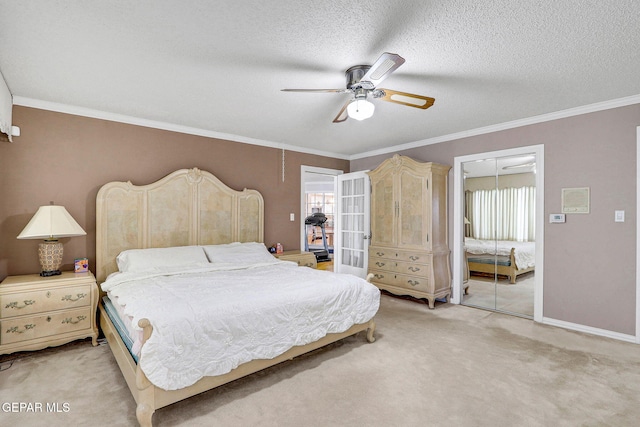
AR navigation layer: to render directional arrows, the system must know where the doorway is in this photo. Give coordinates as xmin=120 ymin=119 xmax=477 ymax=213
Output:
xmin=452 ymin=145 xmax=544 ymax=321
xmin=300 ymin=166 xmax=342 ymax=268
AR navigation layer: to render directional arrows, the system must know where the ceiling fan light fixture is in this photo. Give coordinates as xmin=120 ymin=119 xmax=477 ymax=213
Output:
xmin=347 ymin=98 xmax=375 ymax=121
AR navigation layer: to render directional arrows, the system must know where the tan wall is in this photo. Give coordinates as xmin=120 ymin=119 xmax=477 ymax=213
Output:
xmin=352 ymin=104 xmax=640 ymax=336
xmin=0 ymin=106 xmax=349 ymax=279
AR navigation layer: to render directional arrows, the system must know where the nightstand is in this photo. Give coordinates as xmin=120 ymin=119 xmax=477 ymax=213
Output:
xmin=274 ymin=250 xmax=317 ymax=268
xmin=0 ymin=271 xmax=99 ymax=355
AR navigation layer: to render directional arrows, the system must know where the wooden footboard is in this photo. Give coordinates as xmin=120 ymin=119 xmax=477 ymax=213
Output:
xmin=466 ymin=248 xmax=534 ymax=284
xmin=99 ymin=302 xmax=376 ymax=427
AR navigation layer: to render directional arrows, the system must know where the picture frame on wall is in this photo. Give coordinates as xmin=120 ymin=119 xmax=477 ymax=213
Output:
xmin=561 ymin=187 xmax=590 ymax=214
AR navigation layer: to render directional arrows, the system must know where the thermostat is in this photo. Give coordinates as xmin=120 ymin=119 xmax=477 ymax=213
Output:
xmin=549 ymin=213 xmax=566 ymax=223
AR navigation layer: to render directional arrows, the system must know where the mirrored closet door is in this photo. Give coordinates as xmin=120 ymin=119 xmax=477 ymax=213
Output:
xmin=462 ymin=153 xmax=536 ymax=318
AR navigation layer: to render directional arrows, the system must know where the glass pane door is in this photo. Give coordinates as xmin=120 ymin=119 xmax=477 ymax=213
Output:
xmin=335 ymin=171 xmax=370 ymax=278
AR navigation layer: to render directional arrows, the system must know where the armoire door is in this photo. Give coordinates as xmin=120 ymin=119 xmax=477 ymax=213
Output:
xmin=397 ymin=167 xmax=430 ymax=250
xmin=369 ymin=169 xmax=395 ymax=247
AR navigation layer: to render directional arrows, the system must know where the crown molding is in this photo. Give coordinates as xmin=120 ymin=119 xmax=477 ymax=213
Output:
xmin=12 ymin=97 xmax=350 ymax=160
xmin=13 ymin=94 xmax=640 ymax=162
xmin=350 ymin=94 xmax=640 ymax=160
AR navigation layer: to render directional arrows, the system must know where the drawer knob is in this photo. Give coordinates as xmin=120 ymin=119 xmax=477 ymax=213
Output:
xmin=62 ymin=316 xmax=87 ymax=325
xmin=5 ymin=300 xmax=35 ymax=310
xmin=376 ymin=252 xmax=385 ymax=257
xmin=408 ymin=266 xmax=421 ymax=272
xmin=409 ymin=256 xmax=420 ymax=261
xmin=374 ymin=274 xmax=385 ymax=279
xmin=61 ymin=293 xmax=87 ymax=302
xmin=408 ymin=279 xmax=420 ymax=287
xmin=6 ymin=324 xmax=36 ymax=334
xmin=375 ymin=261 xmax=385 ymax=267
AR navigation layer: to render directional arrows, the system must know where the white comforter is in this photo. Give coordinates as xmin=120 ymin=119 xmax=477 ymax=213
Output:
xmin=101 ymin=260 xmax=380 ymax=390
xmin=464 ymin=238 xmax=536 ymax=269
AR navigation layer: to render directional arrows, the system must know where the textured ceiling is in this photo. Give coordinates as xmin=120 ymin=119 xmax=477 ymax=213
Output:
xmin=1 ymin=1 xmax=639 ymax=159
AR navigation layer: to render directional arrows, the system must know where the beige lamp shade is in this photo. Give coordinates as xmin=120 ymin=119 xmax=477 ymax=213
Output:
xmin=17 ymin=205 xmax=86 ymax=240
xmin=17 ymin=205 xmax=86 ymax=276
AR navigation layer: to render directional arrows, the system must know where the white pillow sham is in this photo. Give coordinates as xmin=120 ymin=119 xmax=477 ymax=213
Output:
xmin=202 ymin=242 xmax=275 ymax=264
xmin=116 ymin=245 xmax=210 ymax=273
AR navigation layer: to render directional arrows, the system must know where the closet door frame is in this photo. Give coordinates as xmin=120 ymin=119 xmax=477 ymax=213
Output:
xmin=452 ymin=144 xmax=545 ymax=322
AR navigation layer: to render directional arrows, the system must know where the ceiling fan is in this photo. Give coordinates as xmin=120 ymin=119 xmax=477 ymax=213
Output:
xmin=282 ymin=52 xmax=435 ymax=123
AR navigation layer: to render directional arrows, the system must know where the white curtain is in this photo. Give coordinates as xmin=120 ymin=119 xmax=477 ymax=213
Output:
xmin=465 ymin=186 xmax=536 ymax=242
xmin=0 ymin=69 xmax=12 ymax=142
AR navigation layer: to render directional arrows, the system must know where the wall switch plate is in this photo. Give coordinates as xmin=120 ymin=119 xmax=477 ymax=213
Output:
xmin=615 ymin=210 xmax=625 ymax=222
xmin=549 ymin=213 xmax=566 ymax=223
xmin=290 ymin=213 xmax=295 ymax=221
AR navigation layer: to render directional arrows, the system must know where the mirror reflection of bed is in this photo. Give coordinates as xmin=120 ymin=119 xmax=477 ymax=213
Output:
xmin=462 ymin=154 xmax=537 ymax=318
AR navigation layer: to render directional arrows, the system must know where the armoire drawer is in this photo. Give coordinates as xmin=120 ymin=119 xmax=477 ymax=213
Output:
xmin=393 ymin=273 xmax=432 ymax=293
xmin=369 ymin=260 xmax=430 ymax=278
xmin=394 ymin=260 xmax=430 ymax=277
xmin=369 ymin=270 xmax=431 ymax=293
xmin=369 ymin=247 xmax=430 ymax=265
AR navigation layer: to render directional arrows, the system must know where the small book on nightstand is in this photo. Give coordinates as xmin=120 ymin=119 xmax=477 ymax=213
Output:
xmin=75 ymin=258 xmax=89 ymax=273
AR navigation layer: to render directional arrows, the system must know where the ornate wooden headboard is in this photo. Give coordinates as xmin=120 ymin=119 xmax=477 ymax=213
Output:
xmin=96 ymin=168 xmax=264 ymax=282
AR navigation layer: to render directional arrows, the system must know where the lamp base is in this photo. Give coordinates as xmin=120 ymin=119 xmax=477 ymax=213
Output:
xmin=38 ymin=240 xmax=63 ymax=276
xmin=40 ymin=270 xmax=62 ymax=277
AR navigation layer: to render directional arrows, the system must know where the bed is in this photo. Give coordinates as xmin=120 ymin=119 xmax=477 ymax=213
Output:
xmin=96 ymin=168 xmax=379 ymax=426
xmin=464 ymin=238 xmax=535 ymax=284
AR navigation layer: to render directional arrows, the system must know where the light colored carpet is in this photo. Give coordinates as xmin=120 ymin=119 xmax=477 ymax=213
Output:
xmin=1 ymin=294 xmax=639 ymax=426
xmin=464 ymin=272 xmax=535 ymax=317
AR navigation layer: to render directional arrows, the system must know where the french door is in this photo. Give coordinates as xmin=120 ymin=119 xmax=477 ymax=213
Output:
xmin=334 ymin=171 xmax=370 ymax=278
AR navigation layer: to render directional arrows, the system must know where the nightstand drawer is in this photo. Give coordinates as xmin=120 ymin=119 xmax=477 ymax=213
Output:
xmin=274 ymin=251 xmax=317 ymax=268
xmin=1 ymin=284 xmax=92 ymax=319
xmin=1 ymin=307 xmax=92 ymax=345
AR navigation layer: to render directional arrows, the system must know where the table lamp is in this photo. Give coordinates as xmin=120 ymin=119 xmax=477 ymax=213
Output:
xmin=17 ymin=204 xmax=86 ymax=276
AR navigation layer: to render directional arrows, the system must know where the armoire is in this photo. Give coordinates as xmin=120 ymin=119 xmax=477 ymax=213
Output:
xmin=367 ymin=154 xmax=451 ymax=308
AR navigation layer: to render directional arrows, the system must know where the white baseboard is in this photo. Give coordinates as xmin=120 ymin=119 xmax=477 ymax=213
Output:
xmin=542 ymin=317 xmax=638 ymax=344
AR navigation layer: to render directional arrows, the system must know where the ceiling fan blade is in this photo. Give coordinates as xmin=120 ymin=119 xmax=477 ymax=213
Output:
xmin=377 ymin=88 xmax=435 ymax=109
xmin=332 ymin=100 xmax=351 ymax=123
xmin=281 ymin=88 xmax=350 ymax=93
xmin=359 ymin=53 xmax=405 ymax=88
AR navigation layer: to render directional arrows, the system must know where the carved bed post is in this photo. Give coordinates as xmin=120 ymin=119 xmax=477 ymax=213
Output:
xmin=366 ymin=320 xmax=376 ymax=343
xmin=365 ymin=274 xmax=377 ymax=343
xmin=135 ymin=318 xmax=155 ymax=427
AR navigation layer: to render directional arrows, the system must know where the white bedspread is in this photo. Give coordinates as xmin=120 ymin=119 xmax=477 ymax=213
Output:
xmin=464 ymin=238 xmax=535 ymax=269
xmin=101 ymin=261 xmax=380 ymax=390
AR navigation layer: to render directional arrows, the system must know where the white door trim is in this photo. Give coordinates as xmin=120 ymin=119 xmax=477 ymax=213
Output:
xmin=636 ymin=126 xmax=640 ymax=343
xmin=300 ymin=166 xmax=343 ymax=252
xmin=452 ymin=144 xmax=545 ymax=322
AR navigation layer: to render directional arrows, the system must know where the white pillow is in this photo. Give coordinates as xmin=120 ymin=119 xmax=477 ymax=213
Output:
xmin=116 ymin=245 xmax=210 ymax=273
xmin=202 ymin=242 xmax=275 ymax=264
